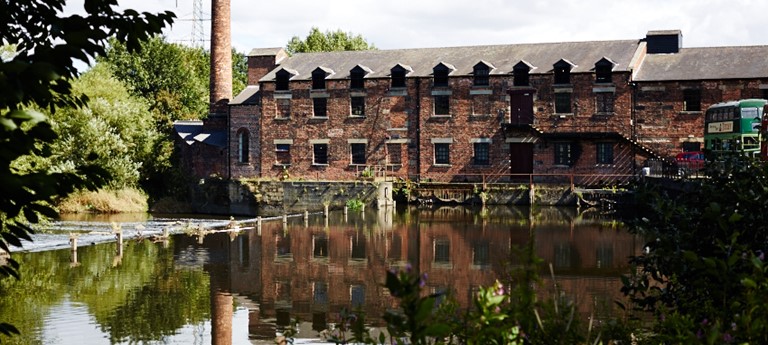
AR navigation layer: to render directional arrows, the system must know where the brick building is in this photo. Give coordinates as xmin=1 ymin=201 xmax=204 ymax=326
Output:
xmin=176 ymin=30 xmax=768 ymax=184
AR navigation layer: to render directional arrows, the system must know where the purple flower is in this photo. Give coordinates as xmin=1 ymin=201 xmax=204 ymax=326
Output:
xmin=405 ymin=263 xmax=413 ymax=273
xmin=723 ymin=333 xmax=733 ymax=343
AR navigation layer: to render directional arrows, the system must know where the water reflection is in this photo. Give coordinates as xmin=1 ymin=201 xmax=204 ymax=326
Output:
xmin=0 ymin=206 xmax=641 ymax=344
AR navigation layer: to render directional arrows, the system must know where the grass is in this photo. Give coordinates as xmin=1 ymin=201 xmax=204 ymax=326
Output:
xmin=57 ymin=187 xmax=148 ymax=214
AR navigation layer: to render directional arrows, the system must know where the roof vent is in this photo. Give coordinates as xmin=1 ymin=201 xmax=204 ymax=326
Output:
xmin=646 ymin=30 xmax=682 ymax=54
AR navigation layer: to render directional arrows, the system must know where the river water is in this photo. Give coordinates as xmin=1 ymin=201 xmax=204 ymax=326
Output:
xmin=0 ymin=205 xmax=641 ymax=344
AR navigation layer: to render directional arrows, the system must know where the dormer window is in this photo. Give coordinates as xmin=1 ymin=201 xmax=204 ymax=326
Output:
xmin=473 ymin=61 xmax=493 ymax=87
xmin=553 ymin=59 xmax=575 ymax=85
xmin=349 ymin=65 xmax=371 ymax=89
xmin=275 ymin=68 xmax=296 ymax=91
xmin=433 ymin=62 xmax=454 ymax=87
xmin=312 ymin=67 xmax=333 ymax=90
xmin=595 ymin=57 xmax=615 ymax=83
xmin=513 ymin=61 xmax=533 ymax=87
xmin=391 ymin=64 xmax=411 ymax=88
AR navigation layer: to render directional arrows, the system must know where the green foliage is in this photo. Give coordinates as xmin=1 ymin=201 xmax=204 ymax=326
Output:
xmin=14 ymin=64 xmax=161 ymax=189
xmin=623 ymin=156 xmax=768 ymax=343
xmin=286 ymin=27 xmax=376 ymax=55
xmin=383 ymin=266 xmax=451 ymax=344
xmin=0 ymin=0 xmax=173 ymax=340
xmin=346 ymin=198 xmax=365 ymax=211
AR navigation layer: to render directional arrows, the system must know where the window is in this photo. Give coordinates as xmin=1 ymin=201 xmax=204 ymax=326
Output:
xmin=762 ymin=88 xmax=768 ymax=100
xmin=276 ymin=99 xmax=291 ymax=118
xmin=434 ymin=238 xmax=450 ymax=263
xmin=595 ymin=92 xmax=614 ymax=114
xmin=683 ymin=89 xmax=701 ymax=111
xmin=350 ymin=233 xmax=366 ymax=259
xmin=433 ymin=63 xmax=450 ymax=87
xmin=434 ymin=143 xmax=450 ymax=165
xmin=473 ymin=62 xmax=490 ymax=86
xmin=313 ymin=143 xmax=328 ymax=165
xmin=554 ymin=142 xmax=573 ymax=166
xmin=555 ymin=92 xmax=572 ymax=113
xmin=473 ymin=242 xmax=490 ymax=266
xmin=596 ymin=142 xmax=614 ymax=164
xmin=237 ymin=129 xmax=249 ymax=163
xmin=351 ymin=285 xmax=365 ymax=307
xmin=313 ymin=97 xmax=327 ymax=117
xmin=595 ymin=58 xmax=614 ymax=83
xmin=350 ymin=143 xmax=366 ymax=165
xmin=275 ymin=233 xmax=291 ymax=257
xmin=313 ymin=234 xmax=328 ymax=258
xmin=513 ymin=61 xmax=531 ymax=87
xmin=275 ymin=143 xmax=291 ymax=165
xmin=473 ymin=142 xmax=490 ymax=165
xmin=313 ymin=281 xmax=328 ymax=303
xmin=553 ymin=60 xmax=573 ymax=85
xmin=391 ymin=65 xmax=407 ymax=88
xmin=312 ymin=67 xmax=327 ymax=90
xmin=434 ymin=95 xmax=450 ymax=115
xmin=350 ymin=66 xmax=367 ymax=89
xmin=387 ymin=143 xmax=402 ymax=165
xmin=275 ymin=69 xmax=292 ymax=91
xmin=351 ymin=96 xmax=365 ymax=116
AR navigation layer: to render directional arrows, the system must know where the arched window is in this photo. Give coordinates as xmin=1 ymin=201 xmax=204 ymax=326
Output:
xmin=237 ymin=128 xmax=249 ymax=163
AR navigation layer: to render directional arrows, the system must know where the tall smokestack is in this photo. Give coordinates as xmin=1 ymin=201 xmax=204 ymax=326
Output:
xmin=210 ymin=0 xmax=232 ymax=111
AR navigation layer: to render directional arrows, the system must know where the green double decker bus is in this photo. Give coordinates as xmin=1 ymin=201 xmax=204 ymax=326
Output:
xmin=704 ymin=98 xmax=768 ymax=157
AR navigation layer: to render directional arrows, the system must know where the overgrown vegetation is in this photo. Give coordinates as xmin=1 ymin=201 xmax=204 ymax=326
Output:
xmin=623 ymin=155 xmax=768 ymax=343
xmin=0 ymin=0 xmax=174 ymax=339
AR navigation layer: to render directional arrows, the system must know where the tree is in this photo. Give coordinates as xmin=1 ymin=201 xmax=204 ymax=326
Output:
xmin=0 ymin=0 xmax=173 ymax=338
xmin=286 ymin=27 xmax=376 ymax=55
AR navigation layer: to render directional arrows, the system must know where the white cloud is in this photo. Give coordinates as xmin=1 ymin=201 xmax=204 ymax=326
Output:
xmin=65 ymin=0 xmax=768 ymax=53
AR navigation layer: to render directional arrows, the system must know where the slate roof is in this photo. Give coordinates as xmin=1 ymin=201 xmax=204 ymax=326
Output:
xmin=247 ymin=47 xmax=285 ymax=57
xmin=259 ymin=40 xmax=642 ymax=81
xmin=231 ymin=85 xmax=260 ymax=105
xmin=634 ymin=46 xmax=768 ymax=81
xmin=173 ymin=121 xmax=227 ymax=148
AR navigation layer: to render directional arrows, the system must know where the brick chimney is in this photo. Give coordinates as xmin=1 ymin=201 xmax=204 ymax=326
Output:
xmin=209 ymin=0 xmax=232 ymax=115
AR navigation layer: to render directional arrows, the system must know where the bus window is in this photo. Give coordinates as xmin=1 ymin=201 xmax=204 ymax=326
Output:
xmin=742 ymin=107 xmax=759 ymax=119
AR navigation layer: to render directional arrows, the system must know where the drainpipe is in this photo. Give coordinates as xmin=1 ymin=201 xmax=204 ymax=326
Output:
xmin=414 ymin=77 xmax=422 ymax=181
xmin=630 ymin=80 xmax=637 ymax=176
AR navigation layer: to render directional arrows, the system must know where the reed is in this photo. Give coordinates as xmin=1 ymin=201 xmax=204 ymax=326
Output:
xmin=57 ymin=187 xmax=148 ymax=214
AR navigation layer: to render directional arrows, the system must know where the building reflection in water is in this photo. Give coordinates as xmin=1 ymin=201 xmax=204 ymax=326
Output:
xmin=199 ymin=205 xmax=641 ymax=342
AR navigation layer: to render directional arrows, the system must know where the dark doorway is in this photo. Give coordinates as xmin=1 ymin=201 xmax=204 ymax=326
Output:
xmin=509 ymin=90 xmax=534 ymax=125
xmin=509 ymin=143 xmax=533 ymax=181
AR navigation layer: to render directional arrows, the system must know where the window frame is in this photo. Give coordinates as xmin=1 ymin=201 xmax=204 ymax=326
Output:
xmin=554 ymin=142 xmax=573 ymax=166
xmin=595 ymin=92 xmax=615 ymax=114
xmin=313 ymin=97 xmax=328 ymax=118
xmin=350 ymin=143 xmax=366 ymax=165
xmin=313 ymin=143 xmax=329 ymax=165
xmin=473 ymin=142 xmax=490 ymax=165
xmin=312 ymin=68 xmax=327 ymax=90
xmin=434 ymin=95 xmax=450 ymax=116
xmin=434 ymin=143 xmax=451 ymax=165
xmin=554 ymin=92 xmax=572 ymax=114
xmin=237 ymin=129 xmax=249 ymax=163
xmin=683 ymin=89 xmax=702 ymax=112
xmin=350 ymin=96 xmax=365 ymax=117
xmin=513 ymin=62 xmax=531 ymax=87
xmin=275 ymin=69 xmax=291 ymax=91
xmin=391 ymin=66 xmax=407 ymax=88
xmin=275 ymin=143 xmax=291 ymax=165
xmin=553 ymin=60 xmax=572 ymax=85
xmin=433 ymin=64 xmax=450 ymax=87
xmin=596 ymin=142 xmax=614 ymax=164
xmin=350 ymin=67 xmax=366 ymax=89
xmin=473 ymin=63 xmax=490 ymax=87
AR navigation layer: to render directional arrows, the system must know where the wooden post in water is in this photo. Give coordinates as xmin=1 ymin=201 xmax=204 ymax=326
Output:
xmin=69 ymin=234 xmax=78 ymax=264
xmin=116 ymin=230 xmax=123 ymax=257
xmin=257 ymin=216 xmax=262 ymax=235
xmin=324 ymin=204 xmax=329 ymax=218
xmin=283 ymin=214 xmax=288 ymax=225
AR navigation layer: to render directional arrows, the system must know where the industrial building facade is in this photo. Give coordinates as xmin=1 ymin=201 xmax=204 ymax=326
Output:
xmin=176 ymin=30 xmax=768 ymax=185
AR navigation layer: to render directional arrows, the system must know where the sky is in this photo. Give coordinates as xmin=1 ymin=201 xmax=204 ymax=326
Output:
xmin=66 ymin=0 xmax=768 ymax=53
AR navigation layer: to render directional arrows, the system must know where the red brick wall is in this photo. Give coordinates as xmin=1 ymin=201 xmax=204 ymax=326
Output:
xmin=635 ymin=79 xmax=768 ymax=157
xmin=230 ymin=104 xmax=260 ymax=178
xmin=248 ymin=51 xmax=288 ymax=85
